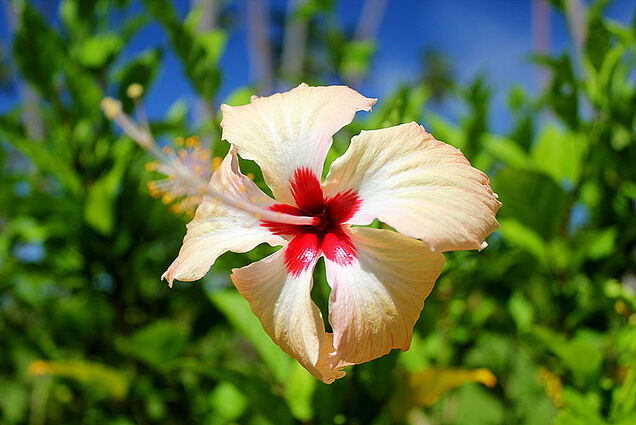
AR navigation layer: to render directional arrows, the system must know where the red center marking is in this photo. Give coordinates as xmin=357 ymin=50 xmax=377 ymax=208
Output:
xmin=261 ymin=167 xmax=361 ymax=276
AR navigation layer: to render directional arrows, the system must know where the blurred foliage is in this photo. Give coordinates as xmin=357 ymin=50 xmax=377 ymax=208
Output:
xmin=1 ymin=0 xmax=636 ymax=424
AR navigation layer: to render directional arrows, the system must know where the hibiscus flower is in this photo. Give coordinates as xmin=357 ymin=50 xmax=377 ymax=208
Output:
xmin=162 ymin=84 xmax=501 ymax=383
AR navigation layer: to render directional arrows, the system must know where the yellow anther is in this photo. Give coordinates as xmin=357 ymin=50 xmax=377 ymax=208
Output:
xmin=175 ymin=136 xmax=184 ymax=147
xmin=247 ymin=173 xmax=255 ymax=180
xmin=147 ymin=181 xmax=161 ymax=198
xmin=100 ymin=97 xmax=122 ymax=119
xmin=126 ymin=83 xmax=144 ymax=99
xmin=238 ymin=185 xmax=246 ymax=193
xmin=163 ymin=146 xmax=174 ymax=155
xmin=161 ymin=194 xmax=174 ymax=205
xmin=185 ymin=136 xmax=200 ymax=148
xmin=170 ymin=203 xmax=182 ymax=214
xmin=145 ymin=161 xmax=159 ymax=172
xmin=212 ymin=157 xmax=223 ymax=170
xmin=200 ymin=150 xmax=211 ymax=161
xmin=186 ymin=210 xmax=194 ymax=219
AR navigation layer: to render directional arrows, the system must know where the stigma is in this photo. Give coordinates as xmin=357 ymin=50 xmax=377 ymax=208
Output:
xmin=261 ymin=168 xmax=362 ymax=275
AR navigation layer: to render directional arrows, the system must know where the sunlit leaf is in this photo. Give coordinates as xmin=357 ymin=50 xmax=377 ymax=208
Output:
xmin=508 ymin=291 xmax=535 ymax=333
xmin=284 ymin=362 xmax=316 ymax=421
xmin=74 ymin=33 xmax=123 ymax=68
xmin=389 ymin=367 xmax=497 ymax=420
xmin=340 ymin=40 xmax=375 ymax=81
xmin=28 ymin=359 xmax=129 ymax=399
xmin=531 ymin=124 xmax=585 ymax=186
xmin=209 ymin=381 xmax=247 ymax=421
xmin=483 ymin=134 xmax=530 ymax=168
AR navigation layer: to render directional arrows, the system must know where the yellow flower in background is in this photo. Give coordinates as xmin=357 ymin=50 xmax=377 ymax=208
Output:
xmin=162 ymin=84 xmax=501 ymax=383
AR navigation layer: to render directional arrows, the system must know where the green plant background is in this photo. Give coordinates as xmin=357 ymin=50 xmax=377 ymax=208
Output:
xmin=1 ymin=0 xmax=635 ymax=424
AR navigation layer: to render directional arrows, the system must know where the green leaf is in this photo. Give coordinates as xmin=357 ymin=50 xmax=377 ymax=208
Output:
xmin=13 ymin=3 xmax=65 ymax=94
xmin=284 ymin=362 xmax=317 ymax=421
xmin=190 ymin=364 xmax=295 ymax=425
xmin=531 ymin=124 xmax=585 ymax=186
xmin=340 ymin=40 xmax=375 ymax=80
xmin=533 ymin=54 xmax=579 ymax=129
xmin=223 ymin=86 xmax=257 ymax=107
xmin=533 ymin=327 xmax=603 ymax=381
xmin=499 ymin=218 xmax=546 ymax=263
xmin=583 ymin=227 xmax=617 ymax=261
xmin=483 ymin=134 xmax=530 ymax=168
xmin=493 ymin=168 xmax=568 ymax=240
xmin=0 ymin=120 xmax=82 ymax=195
xmin=74 ymin=33 xmax=123 ymax=68
xmin=207 ymin=289 xmax=291 ymax=384
xmin=84 ymin=140 xmax=132 ymax=236
xmin=586 ymin=12 xmax=611 ymax=72
xmin=555 ymin=388 xmax=606 ymax=425
xmin=197 ymin=30 xmax=227 ymax=65
xmin=128 ymin=320 xmax=189 ymax=368
xmin=452 ymin=383 xmax=504 ymax=425
xmin=0 ymin=379 xmax=29 ymax=423
xmin=367 ymin=85 xmax=429 ymax=128
xmin=426 ymin=112 xmax=465 ymax=150
xmin=209 ymin=381 xmax=248 ymax=421
xmin=65 ymin=62 xmax=105 ymax=121
xmin=508 ymin=291 xmax=535 ymax=333
xmin=610 ymin=366 xmax=636 ymax=422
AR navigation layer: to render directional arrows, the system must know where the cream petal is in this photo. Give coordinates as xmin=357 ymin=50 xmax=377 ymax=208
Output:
xmin=231 ymin=249 xmax=346 ymax=384
xmin=220 ymin=83 xmax=376 ymax=205
xmin=162 ymin=147 xmax=285 ymax=286
xmin=325 ymin=227 xmax=445 ymax=366
xmin=322 ymin=122 xmax=501 ymax=252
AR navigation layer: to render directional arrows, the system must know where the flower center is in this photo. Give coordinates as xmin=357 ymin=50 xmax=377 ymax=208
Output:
xmin=260 ymin=167 xmax=361 ymax=275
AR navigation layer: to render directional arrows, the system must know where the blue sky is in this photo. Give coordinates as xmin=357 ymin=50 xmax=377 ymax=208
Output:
xmin=1 ymin=0 xmax=634 ymax=132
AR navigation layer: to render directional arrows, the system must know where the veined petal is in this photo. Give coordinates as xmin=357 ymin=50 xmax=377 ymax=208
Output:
xmin=231 ymin=249 xmax=346 ymax=383
xmin=220 ymin=84 xmax=376 ymax=205
xmin=162 ymin=147 xmax=285 ymax=285
xmin=325 ymin=227 xmax=445 ymax=366
xmin=323 ymin=122 xmax=501 ymax=252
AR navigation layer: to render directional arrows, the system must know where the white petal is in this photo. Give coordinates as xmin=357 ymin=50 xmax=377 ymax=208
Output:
xmin=323 ymin=122 xmax=501 ymax=252
xmin=231 ymin=249 xmax=346 ymax=383
xmin=325 ymin=227 xmax=445 ymax=366
xmin=220 ymin=83 xmax=376 ymax=204
xmin=162 ymin=147 xmax=285 ymax=285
